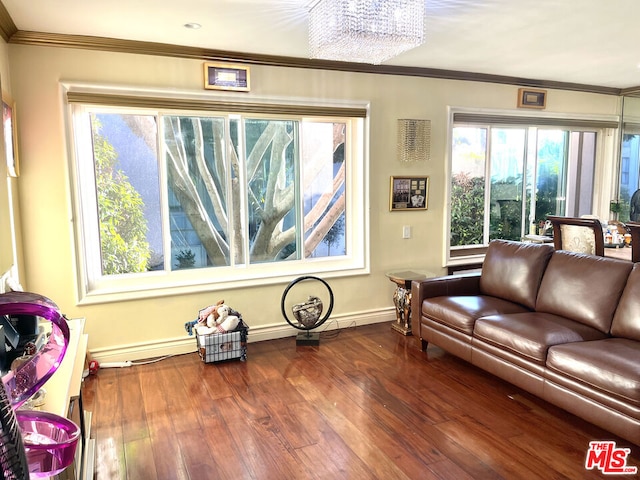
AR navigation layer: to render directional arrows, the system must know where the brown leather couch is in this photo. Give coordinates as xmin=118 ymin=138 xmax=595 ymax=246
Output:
xmin=411 ymin=239 xmax=640 ymax=446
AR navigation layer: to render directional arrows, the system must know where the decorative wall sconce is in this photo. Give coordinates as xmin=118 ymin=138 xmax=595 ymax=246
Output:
xmin=397 ymin=119 xmax=430 ymax=163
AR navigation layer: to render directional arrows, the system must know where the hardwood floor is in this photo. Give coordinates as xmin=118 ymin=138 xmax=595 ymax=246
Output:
xmin=81 ymin=323 xmax=640 ymax=479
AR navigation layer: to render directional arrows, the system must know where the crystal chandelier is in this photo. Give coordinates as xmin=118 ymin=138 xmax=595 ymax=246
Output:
xmin=308 ymin=0 xmax=426 ymax=65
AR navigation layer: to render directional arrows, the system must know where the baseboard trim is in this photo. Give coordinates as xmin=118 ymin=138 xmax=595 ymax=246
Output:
xmin=89 ymin=308 xmax=396 ymax=364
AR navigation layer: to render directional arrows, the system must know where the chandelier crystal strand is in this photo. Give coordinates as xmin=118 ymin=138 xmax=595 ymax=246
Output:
xmin=309 ymin=0 xmax=426 ymax=65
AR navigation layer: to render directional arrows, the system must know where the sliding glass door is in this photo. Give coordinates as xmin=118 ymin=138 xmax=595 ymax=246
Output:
xmin=451 ymin=125 xmax=597 ymax=249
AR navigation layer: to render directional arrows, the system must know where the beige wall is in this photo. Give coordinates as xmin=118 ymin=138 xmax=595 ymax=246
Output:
xmin=0 ymin=40 xmax=11 ymax=277
xmin=6 ymin=43 xmax=621 ymax=360
xmin=0 ymin=40 xmax=22 ymax=287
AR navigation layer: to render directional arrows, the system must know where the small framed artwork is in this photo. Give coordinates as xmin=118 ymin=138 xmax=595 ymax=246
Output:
xmin=203 ymin=62 xmax=250 ymax=92
xmin=390 ymin=176 xmax=429 ymax=211
xmin=2 ymin=94 xmax=17 ymax=177
xmin=517 ymin=88 xmax=547 ymax=109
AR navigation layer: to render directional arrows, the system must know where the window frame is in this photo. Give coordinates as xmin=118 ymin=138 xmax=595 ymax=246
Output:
xmin=65 ymin=85 xmax=370 ymax=305
xmin=445 ymin=107 xmax=618 ymax=268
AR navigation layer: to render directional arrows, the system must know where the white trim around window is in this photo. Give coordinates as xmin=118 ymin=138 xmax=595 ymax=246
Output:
xmin=444 ymin=106 xmax=620 ymax=268
xmin=63 ymin=84 xmax=371 ymax=305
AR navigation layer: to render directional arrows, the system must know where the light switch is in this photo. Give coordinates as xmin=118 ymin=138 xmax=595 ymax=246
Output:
xmin=402 ymin=225 xmax=411 ymax=239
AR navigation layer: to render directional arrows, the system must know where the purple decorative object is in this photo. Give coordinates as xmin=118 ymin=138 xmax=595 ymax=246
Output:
xmin=16 ymin=410 xmax=80 ymax=478
xmin=0 ymin=292 xmax=69 ymax=409
xmin=0 ymin=291 xmax=78 ymax=478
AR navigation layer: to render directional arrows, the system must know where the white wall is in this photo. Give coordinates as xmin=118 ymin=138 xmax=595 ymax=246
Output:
xmin=6 ymin=43 xmax=621 ymax=361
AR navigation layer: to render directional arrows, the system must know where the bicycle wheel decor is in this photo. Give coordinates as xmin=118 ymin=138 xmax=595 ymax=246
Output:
xmin=281 ymin=276 xmax=334 ymax=346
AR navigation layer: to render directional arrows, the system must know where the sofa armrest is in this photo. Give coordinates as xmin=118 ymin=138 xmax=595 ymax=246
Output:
xmin=410 ymin=273 xmax=481 ymax=338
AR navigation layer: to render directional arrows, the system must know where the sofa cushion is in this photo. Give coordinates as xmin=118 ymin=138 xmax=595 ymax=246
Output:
xmin=422 ymin=296 xmax=530 ymax=335
xmin=479 ymin=240 xmax=554 ymax=310
xmin=611 ymin=263 xmax=640 ymax=341
xmin=547 ymin=338 xmax=640 ymax=406
xmin=535 ymin=251 xmax=632 ymax=333
xmin=474 ymin=312 xmax=607 ymax=364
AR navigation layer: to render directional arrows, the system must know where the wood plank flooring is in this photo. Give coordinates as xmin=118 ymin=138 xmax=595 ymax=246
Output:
xmin=81 ymin=323 xmax=640 ymax=479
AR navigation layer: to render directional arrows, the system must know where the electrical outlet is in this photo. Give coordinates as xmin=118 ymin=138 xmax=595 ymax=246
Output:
xmin=402 ymin=225 xmax=411 ymax=239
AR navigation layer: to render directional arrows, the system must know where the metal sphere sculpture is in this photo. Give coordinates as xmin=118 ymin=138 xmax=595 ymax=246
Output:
xmin=281 ymin=276 xmax=334 ymax=346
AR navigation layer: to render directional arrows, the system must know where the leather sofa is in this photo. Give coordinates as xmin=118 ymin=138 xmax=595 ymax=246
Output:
xmin=411 ymin=239 xmax=640 ymax=446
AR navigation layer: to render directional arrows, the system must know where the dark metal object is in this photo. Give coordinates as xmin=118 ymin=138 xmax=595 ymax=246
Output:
xmin=281 ymin=276 xmax=334 ymax=346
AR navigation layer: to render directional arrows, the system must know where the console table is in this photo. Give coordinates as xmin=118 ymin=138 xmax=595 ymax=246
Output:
xmin=604 ymin=244 xmax=632 ymax=261
xmin=386 ymin=269 xmax=435 ymax=335
xmin=39 ymin=317 xmax=94 ymax=480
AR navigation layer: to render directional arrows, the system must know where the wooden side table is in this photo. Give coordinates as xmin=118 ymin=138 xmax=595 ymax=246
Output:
xmin=386 ymin=269 xmax=434 ymax=335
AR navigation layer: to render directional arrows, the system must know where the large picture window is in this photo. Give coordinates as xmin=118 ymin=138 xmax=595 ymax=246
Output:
xmin=68 ymin=90 xmax=367 ymax=302
xmin=448 ymin=110 xmax=615 ymax=261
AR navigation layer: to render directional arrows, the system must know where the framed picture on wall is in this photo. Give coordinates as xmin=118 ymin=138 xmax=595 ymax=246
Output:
xmin=2 ymin=93 xmax=18 ymax=177
xmin=517 ymin=88 xmax=547 ymax=109
xmin=203 ymin=62 xmax=250 ymax=92
xmin=390 ymin=176 xmax=429 ymax=211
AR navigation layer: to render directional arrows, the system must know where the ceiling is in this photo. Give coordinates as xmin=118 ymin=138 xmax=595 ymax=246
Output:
xmin=3 ymin=0 xmax=640 ymax=91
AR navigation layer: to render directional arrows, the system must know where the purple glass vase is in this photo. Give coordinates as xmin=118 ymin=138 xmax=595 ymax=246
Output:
xmin=16 ymin=410 xmax=80 ymax=478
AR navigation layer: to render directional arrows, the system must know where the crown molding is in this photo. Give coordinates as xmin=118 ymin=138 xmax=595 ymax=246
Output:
xmin=0 ymin=0 xmax=16 ymax=43
xmin=7 ymin=30 xmax=623 ymax=96
xmin=621 ymin=86 xmax=640 ymax=97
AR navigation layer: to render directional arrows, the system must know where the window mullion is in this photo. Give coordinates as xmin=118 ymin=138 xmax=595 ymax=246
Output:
xmin=226 ymin=116 xmax=237 ymax=267
xmin=483 ymin=126 xmax=492 ymax=245
xmin=294 ymin=122 xmax=303 ymax=259
xmin=157 ymin=113 xmax=172 ymax=272
xmin=237 ymin=117 xmax=250 ymax=267
xmin=526 ymin=127 xmax=538 ymax=233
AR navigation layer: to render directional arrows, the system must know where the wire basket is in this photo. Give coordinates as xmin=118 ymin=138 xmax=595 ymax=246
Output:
xmin=196 ymin=322 xmax=248 ymax=363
